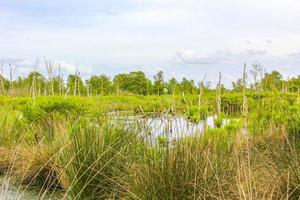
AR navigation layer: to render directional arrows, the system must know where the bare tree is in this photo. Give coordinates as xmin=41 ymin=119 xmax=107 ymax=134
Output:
xmin=58 ymin=63 xmax=62 ymax=95
xmin=216 ymin=72 xmax=222 ymax=117
xmin=249 ymin=62 xmax=263 ymax=92
xmin=86 ymin=82 xmax=90 ymax=96
xmin=31 ymin=59 xmax=39 ymax=103
xmin=45 ymin=59 xmax=55 ymax=95
xmin=242 ymin=63 xmax=248 ymax=128
xmin=57 ymin=63 xmax=65 ymax=96
xmin=0 ymin=62 xmax=6 ymax=95
xmin=73 ymin=68 xmax=78 ymax=96
xmin=9 ymin=64 xmax=17 ymax=95
xmin=198 ymin=74 xmax=206 ymax=114
xmin=65 ymin=87 xmax=70 ymax=99
xmin=78 ymin=72 xmax=82 ymax=96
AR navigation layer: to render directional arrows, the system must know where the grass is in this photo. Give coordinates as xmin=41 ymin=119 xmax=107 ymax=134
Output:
xmin=127 ymin=128 xmax=235 ymax=199
xmin=0 ymin=95 xmax=300 ymax=199
xmin=60 ymin=119 xmax=144 ymax=200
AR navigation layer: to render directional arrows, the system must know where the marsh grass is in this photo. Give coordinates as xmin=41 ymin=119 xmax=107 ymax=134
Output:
xmin=127 ymin=128 xmax=236 ymax=200
xmin=60 ymin=119 xmax=144 ymax=200
xmin=1 ymin=104 xmax=300 ymax=199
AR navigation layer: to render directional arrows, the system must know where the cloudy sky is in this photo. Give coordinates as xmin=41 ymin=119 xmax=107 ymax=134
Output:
xmin=1 ymin=0 xmax=300 ymax=86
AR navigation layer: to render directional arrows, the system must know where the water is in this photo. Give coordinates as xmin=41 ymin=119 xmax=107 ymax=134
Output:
xmin=113 ymin=115 xmax=215 ymax=141
xmin=0 ymin=177 xmax=63 ymax=200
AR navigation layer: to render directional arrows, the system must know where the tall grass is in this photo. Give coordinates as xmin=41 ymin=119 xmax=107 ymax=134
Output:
xmin=127 ymin=128 xmax=236 ymax=199
xmin=60 ymin=119 xmax=144 ymax=200
xmin=1 ymin=97 xmax=300 ymax=199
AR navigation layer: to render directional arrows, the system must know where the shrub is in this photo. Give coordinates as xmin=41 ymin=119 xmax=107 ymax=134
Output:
xmin=39 ymin=98 xmax=82 ymax=115
xmin=214 ymin=113 xmax=225 ymax=128
xmin=21 ymin=103 xmax=45 ymax=123
xmin=186 ymin=105 xmax=208 ymax=123
xmin=224 ymin=119 xmax=242 ymax=133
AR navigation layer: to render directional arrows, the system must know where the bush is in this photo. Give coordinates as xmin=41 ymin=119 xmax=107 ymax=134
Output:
xmin=21 ymin=103 xmax=45 ymax=123
xmin=224 ymin=119 xmax=242 ymax=133
xmin=214 ymin=113 xmax=225 ymax=128
xmin=39 ymin=98 xmax=82 ymax=115
xmin=186 ymin=105 xmax=208 ymax=123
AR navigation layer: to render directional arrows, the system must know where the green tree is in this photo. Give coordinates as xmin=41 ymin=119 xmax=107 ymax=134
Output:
xmin=87 ymin=75 xmax=112 ymax=95
xmin=153 ymin=71 xmax=165 ymax=95
xmin=179 ymin=78 xmax=197 ymax=94
xmin=232 ymin=78 xmax=243 ymax=92
xmin=113 ymin=71 xmax=151 ymax=95
xmin=67 ymin=74 xmax=85 ymax=96
xmin=287 ymin=76 xmax=300 ymax=93
xmin=166 ymin=77 xmax=179 ymax=95
xmin=261 ymin=71 xmax=283 ymax=92
xmin=127 ymin=71 xmax=151 ymax=95
xmin=0 ymin=74 xmax=9 ymax=94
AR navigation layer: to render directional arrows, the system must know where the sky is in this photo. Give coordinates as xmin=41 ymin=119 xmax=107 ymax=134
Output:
xmin=1 ymin=0 xmax=300 ymax=87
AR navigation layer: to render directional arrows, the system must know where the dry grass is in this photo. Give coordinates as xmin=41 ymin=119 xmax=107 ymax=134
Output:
xmin=10 ymin=145 xmax=66 ymax=190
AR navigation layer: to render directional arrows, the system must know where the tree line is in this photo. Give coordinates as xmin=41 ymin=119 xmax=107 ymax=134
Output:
xmin=0 ymin=63 xmax=299 ymax=96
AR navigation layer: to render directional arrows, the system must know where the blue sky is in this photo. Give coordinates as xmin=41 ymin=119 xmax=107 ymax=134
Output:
xmin=1 ymin=0 xmax=300 ymax=86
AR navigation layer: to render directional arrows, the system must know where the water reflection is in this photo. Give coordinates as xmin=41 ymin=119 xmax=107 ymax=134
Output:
xmin=114 ymin=115 xmax=215 ymax=140
xmin=0 ymin=177 xmax=63 ymax=200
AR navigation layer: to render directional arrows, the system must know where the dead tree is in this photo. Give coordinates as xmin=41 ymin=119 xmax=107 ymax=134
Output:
xmin=242 ymin=63 xmax=248 ymax=128
xmin=86 ymin=82 xmax=90 ymax=96
xmin=0 ymin=62 xmax=6 ymax=95
xmin=9 ymin=64 xmax=17 ymax=95
xmin=57 ymin=64 xmax=64 ymax=96
xmin=45 ymin=59 xmax=55 ymax=95
xmin=78 ymin=72 xmax=81 ymax=96
xmin=73 ymin=69 xmax=78 ymax=96
xmin=216 ymin=72 xmax=222 ymax=117
xmin=31 ymin=59 xmax=39 ymax=103
xmin=249 ymin=63 xmax=262 ymax=92
xmin=198 ymin=74 xmax=206 ymax=114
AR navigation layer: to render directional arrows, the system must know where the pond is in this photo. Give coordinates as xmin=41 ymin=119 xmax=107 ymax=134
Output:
xmin=112 ymin=115 xmax=216 ymax=141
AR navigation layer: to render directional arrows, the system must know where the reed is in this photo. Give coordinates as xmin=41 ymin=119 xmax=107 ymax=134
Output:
xmin=60 ymin=118 xmax=144 ymax=200
xmin=0 ymin=95 xmax=300 ymax=199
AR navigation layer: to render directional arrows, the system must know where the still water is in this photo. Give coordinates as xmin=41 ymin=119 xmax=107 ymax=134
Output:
xmin=0 ymin=177 xmax=63 ymax=200
xmin=113 ymin=115 xmax=216 ymax=140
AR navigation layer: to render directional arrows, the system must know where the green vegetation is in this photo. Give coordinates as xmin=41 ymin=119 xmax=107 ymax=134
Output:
xmin=1 ymin=64 xmax=300 ymax=199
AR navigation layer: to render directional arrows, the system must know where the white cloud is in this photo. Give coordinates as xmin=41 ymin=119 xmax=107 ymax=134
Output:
xmin=245 ymin=50 xmax=267 ymax=57
xmin=289 ymin=52 xmax=300 ymax=59
xmin=265 ymin=40 xmax=272 ymax=44
xmin=175 ymin=50 xmax=229 ymax=65
xmin=0 ymin=57 xmax=25 ymax=64
xmin=175 ymin=49 xmax=268 ymax=65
